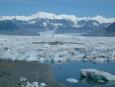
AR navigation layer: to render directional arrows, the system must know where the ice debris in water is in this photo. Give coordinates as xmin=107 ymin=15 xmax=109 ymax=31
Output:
xmin=66 ymin=78 xmax=78 ymax=83
xmin=19 ymin=77 xmax=46 ymax=87
xmin=26 ymin=81 xmax=39 ymax=87
xmin=80 ymin=69 xmax=115 ymax=82
xmin=25 ymin=82 xmax=46 ymax=87
xmin=19 ymin=77 xmax=27 ymax=82
xmin=40 ymin=83 xmax=47 ymax=87
xmin=0 ymin=36 xmax=115 ymax=63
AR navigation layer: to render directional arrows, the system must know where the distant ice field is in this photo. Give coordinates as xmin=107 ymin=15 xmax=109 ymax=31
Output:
xmin=0 ymin=35 xmax=115 ymax=63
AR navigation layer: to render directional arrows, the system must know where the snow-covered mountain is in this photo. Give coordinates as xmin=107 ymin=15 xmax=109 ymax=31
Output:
xmin=0 ymin=12 xmax=115 ymax=36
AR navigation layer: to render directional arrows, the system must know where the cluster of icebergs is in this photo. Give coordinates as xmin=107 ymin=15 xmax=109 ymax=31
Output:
xmin=0 ymin=36 xmax=115 ymax=63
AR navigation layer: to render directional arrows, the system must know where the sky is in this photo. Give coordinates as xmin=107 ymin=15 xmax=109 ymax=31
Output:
xmin=0 ymin=0 xmax=115 ymax=17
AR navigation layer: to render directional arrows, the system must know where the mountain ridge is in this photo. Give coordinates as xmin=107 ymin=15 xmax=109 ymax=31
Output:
xmin=0 ymin=12 xmax=115 ymax=36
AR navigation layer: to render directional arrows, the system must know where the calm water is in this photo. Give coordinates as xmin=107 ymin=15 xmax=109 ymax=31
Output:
xmin=52 ymin=61 xmax=115 ymax=87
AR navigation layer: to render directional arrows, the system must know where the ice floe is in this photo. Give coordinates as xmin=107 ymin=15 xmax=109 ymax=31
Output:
xmin=66 ymin=78 xmax=78 ymax=83
xmin=80 ymin=69 xmax=115 ymax=82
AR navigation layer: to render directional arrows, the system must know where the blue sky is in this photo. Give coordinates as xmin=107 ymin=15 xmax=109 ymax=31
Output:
xmin=0 ymin=0 xmax=115 ymax=17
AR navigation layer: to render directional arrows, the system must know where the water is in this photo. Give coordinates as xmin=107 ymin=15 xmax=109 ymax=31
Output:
xmin=0 ymin=59 xmax=115 ymax=87
xmin=0 ymin=60 xmax=65 ymax=87
xmin=52 ymin=61 xmax=115 ymax=87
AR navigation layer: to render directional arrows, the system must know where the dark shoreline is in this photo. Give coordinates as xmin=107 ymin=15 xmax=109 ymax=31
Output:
xmin=0 ymin=59 xmax=66 ymax=87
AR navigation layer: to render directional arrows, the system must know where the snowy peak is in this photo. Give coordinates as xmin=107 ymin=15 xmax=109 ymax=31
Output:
xmin=0 ymin=12 xmax=115 ymax=36
xmin=0 ymin=12 xmax=115 ymax=24
xmin=30 ymin=12 xmax=77 ymax=20
xmin=92 ymin=15 xmax=115 ymax=24
xmin=0 ymin=12 xmax=78 ymax=23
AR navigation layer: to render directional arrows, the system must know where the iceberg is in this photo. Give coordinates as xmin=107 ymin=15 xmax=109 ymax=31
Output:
xmin=80 ymin=69 xmax=115 ymax=82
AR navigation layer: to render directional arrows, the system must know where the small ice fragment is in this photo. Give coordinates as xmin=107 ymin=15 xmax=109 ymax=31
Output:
xmin=31 ymin=82 xmax=39 ymax=87
xmin=66 ymin=78 xmax=78 ymax=83
xmin=40 ymin=83 xmax=47 ymax=87
xmin=19 ymin=77 xmax=27 ymax=82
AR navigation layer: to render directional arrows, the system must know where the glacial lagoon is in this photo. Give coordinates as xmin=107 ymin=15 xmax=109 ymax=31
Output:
xmin=0 ymin=36 xmax=115 ymax=87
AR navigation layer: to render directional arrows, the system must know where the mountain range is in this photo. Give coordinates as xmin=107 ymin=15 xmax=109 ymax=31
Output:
xmin=0 ymin=12 xmax=115 ymax=36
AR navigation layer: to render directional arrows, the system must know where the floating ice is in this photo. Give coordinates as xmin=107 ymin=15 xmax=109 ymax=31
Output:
xmin=66 ymin=78 xmax=78 ymax=83
xmin=40 ymin=83 xmax=47 ymax=87
xmin=19 ymin=77 xmax=27 ymax=82
xmin=0 ymin=36 xmax=115 ymax=63
xmin=19 ymin=77 xmax=46 ymax=87
xmin=31 ymin=82 xmax=39 ymax=87
xmin=81 ymin=69 xmax=115 ymax=82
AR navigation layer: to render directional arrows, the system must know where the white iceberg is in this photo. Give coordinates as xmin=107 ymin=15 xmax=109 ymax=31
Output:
xmin=81 ymin=69 xmax=115 ymax=82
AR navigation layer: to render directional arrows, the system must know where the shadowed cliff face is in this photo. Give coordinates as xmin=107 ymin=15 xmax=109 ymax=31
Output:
xmin=106 ymin=22 xmax=115 ymax=32
xmin=104 ymin=22 xmax=115 ymax=36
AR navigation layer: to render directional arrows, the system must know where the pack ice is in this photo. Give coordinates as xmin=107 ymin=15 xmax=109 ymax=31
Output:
xmin=0 ymin=35 xmax=115 ymax=63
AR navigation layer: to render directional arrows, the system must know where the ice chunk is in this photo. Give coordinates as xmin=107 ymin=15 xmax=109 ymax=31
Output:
xmin=39 ymin=58 xmax=45 ymax=63
xmin=31 ymin=82 xmax=39 ymax=87
xmin=66 ymin=78 xmax=78 ymax=83
xmin=44 ymin=44 xmax=49 ymax=48
xmin=40 ymin=83 xmax=47 ymax=87
xmin=19 ymin=77 xmax=27 ymax=82
xmin=25 ymin=82 xmax=47 ymax=87
xmin=81 ymin=69 xmax=115 ymax=82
